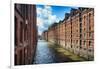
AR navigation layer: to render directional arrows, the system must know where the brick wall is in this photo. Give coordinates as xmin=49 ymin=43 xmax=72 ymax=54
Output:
xmin=42 ymin=7 xmax=94 ymax=60
xmin=14 ymin=4 xmax=37 ymax=65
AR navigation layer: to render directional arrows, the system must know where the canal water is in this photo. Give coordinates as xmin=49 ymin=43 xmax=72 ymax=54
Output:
xmin=33 ymin=40 xmax=73 ymax=64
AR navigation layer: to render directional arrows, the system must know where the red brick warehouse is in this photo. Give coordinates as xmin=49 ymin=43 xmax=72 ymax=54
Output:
xmin=43 ymin=7 xmax=94 ymax=60
xmin=14 ymin=4 xmax=37 ymax=65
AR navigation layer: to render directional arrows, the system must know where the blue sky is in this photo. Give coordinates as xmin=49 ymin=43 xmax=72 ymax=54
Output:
xmin=36 ymin=5 xmax=78 ymax=35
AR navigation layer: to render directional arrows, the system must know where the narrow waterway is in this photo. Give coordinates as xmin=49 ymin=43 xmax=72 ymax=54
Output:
xmin=33 ymin=40 xmax=73 ymax=64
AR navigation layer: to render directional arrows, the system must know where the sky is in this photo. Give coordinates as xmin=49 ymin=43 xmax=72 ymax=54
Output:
xmin=36 ymin=5 xmax=78 ymax=35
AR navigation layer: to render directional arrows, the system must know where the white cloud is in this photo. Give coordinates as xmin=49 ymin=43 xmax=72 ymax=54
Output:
xmin=37 ymin=5 xmax=59 ymax=35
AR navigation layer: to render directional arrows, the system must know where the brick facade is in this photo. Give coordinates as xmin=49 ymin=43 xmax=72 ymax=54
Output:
xmin=42 ymin=7 xmax=94 ymax=60
xmin=80 ymin=8 xmax=94 ymax=60
xmin=14 ymin=4 xmax=37 ymax=65
xmin=47 ymin=23 xmax=58 ymax=43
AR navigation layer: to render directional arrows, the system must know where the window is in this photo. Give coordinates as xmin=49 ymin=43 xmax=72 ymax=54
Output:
xmin=80 ymin=40 xmax=82 ymax=46
xmin=84 ymin=16 xmax=86 ymax=24
xmin=89 ymin=13 xmax=91 ymax=24
xmin=89 ymin=32 xmax=92 ymax=38
xmin=80 ymin=34 xmax=82 ymax=38
xmin=84 ymin=28 xmax=85 ymax=31
xmin=20 ymin=22 xmax=23 ymax=43
xmin=19 ymin=50 xmax=23 ymax=65
xmin=15 ymin=16 xmax=18 ymax=46
xmin=24 ymin=24 xmax=27 ymax=41
xmin=76 ymin=40 xmax=78 ymax=44
xmin=80 ymin=17 xmax=82 ymax=22
xmin=83 ymin=41 xmax=86 ymax=46
xmin=89 ymin=13 xmax=92 ymax=31
xmin=89 ymin=26 xmax=91 ymax=31
xmin=76 ymin=29 xmax=78 ymax=32
xmin=89 ymin=41 xmax=92 ymax=46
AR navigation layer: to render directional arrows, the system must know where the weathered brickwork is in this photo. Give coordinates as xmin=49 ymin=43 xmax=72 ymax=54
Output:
xmin=14 ymin=4 xmax=37 ymax=65
xmin=59 ymin=21 xmax=66 ymax=48
xmin=80 ymin=8 xmax=94 ymax=60
xmin=70 ymin=9 xmax=81 ymax=55
xmin=43 ymin=7 xmax=94 ymax=60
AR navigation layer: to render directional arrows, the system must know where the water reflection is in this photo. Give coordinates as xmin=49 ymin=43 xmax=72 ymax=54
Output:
xmin=33 ymin=40 xmax=73 ymax=64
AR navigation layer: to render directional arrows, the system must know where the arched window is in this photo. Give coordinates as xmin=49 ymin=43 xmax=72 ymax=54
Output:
xmin=89 ymin=13 xmax=91 ymax=23
xmin=89 ymin=41 xmax=92 ymax=47
xmin=89 ymin=13 xmax=92 ymax=31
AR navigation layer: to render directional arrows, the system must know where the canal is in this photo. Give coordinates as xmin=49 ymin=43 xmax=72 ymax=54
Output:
xmin=33 ymin=40 xmax=74 ymax=64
